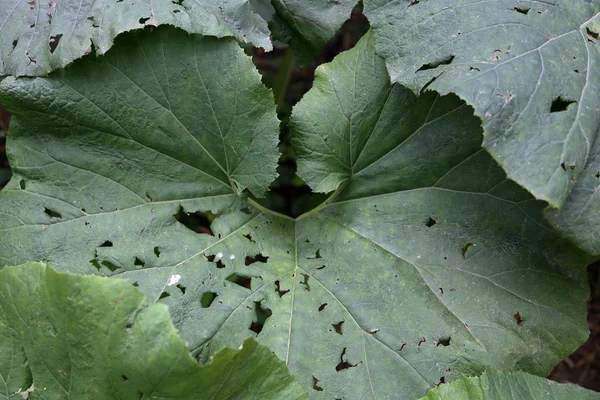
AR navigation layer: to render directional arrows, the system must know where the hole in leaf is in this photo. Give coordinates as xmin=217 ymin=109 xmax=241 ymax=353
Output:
xmin=596 ymin=171 xmax=600 ymax=178
xmin=139 ymin=17 xmax=150 ymax=24
xmin=49 ymin=34 xmax=62 ymax=53
xmin=176 ymin=284 xmax=186 ymax=294
xmin=416 ymin=55 xmax=455 ymax=72
xmin=275 ymin=280 xmax=290 ymax=297
xmin=12 ymin=39 xmax=18 ymax=49
xmin=172 ymin=0 xmax=184 ymax=4
xmin=513 ymin=311 xmax=524 ymax=325
xmin=225 ymin=274 xmax=252 ymax=289
xmin=99 ymin=240 xmax=113 ymax=247
xmin=19 ymin=179 xmax=26 ymax=190
xmin=122 ymin=375 xmax=128 ymax=383
xmin=102 ymin=261 xmax=119 ymax=272
xmin=332 ymin=320 xmax=344 ymax=335
xmin=132 ymin=281 xmax=139 ymax=287
xmin=249 ymin=301 xmax=272 ymax=335
xmin=44 ymin=207 xmax=61 ymax=219
xmin=200 ymin=292 xmax=217 ymax=308
xmin=418 ymin=337 xmax=426 ymax=346
xmin=90 ymin=259 xmax=101 ymax=271
xmin=243 ymin=233 xmax=255 ymax=242
xmin=574 ymin=69 xmax=579 ymax=73
xmin=134 ymin=257 xmax=145 ymax=267
xmin=316 ymin=265 xmax=326 ymax=270
xmin=437 ymin=376 xmax=446 ymax=385
xmin=439 ymin=287 xmax=444 ymax=295
xmin=426 ymin=217 xmax=436 ymax=227
xmin=587 ymin=27 xmax=598 ymax=42
xmin=335 ymin=348 xmax=358 ymax=371
xmin=550 ymin=97 xmax=576 ymax=113
xmin=312 ymin=376 xmax=324 ymax=391
xmin=512 ymin=6 xmax=529 ymax=14
xmin=174 ymin=206 xmax=215 ymax=236
xmin=241 ymin=207 xmax=252 ymax=215
xmin=398 ymin=343 xmax=406 ymax=352
xmin=173 ymin=9 xmax=180 ymax=13
xmin=308 ymin=249 xmax=322 ymax=259
xmin=216 ymin=260 xmax=226 ymax=269
xmin=205 ymin=254 xmax=216 ymax=262
xmin=245 ymin=253 xmax=269 ymax=266
xmin=437 ymin=337 xmax=451 ymax=346
xmin=295 ymin=274 xmax=309 ymax=292
xmin=318 ymin=303 xmax=327 ymax=312
xmin=461 ymin=242 xmax=474 ymax=258
xmin=154 ymin=246 xmax=161 ymax=257
xmin=158 ymin=291 xmax=170 ymax=300
xmin=469 ymin=66 xmax=481 ymax=71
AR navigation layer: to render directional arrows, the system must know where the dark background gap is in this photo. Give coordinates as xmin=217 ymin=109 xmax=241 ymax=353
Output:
xmin=0 ymin=7 xmax=598 ymax=390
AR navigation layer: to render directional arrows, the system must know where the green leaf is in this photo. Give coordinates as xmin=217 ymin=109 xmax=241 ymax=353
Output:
xmin=419 ymin=369 xmax=600 ymax=399
xmin=0 ymin=262 xmax=307 ymax=400
xmin=363 ymin=0 xmax=600 ymax=213
xmin=0 ymin=0 xmax=272 ymax=77
xmin=0 ymin=27 xmax=594 ymax=400
xmin=270 ymin=0 xmax=357 ymax=64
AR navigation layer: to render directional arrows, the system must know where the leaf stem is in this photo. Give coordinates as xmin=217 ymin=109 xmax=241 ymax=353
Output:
xmin=273 ymin=48 xmax=295 ymax=106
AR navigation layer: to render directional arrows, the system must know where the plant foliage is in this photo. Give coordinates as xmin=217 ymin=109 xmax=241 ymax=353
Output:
xmin=0 ymin=262 xmax=306 ymax=399
xmin=0 ymin=0 xmax=599 ymax=399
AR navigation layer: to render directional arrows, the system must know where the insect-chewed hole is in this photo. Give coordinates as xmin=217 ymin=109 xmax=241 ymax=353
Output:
xmin=312 ymin=376 xmax=324 ymax=391
xmin=44 ymin=207 xmax=62 ymax=219
xmin=158 ymin=291 xmax=170 ymax=300
xmin=99 ymin=240 xmax=113 ymax=247
xmin=332 ymin=320 xmax=344 ymax=335
xmin=19 ymin=180 xmax=26 ymax=190
xmin=512 ymin=6 xmax=529 ymax=14
xmin=245 ymin=253 xmax=269 ymax=266
xmin=173 ymin=206 xmax=215 ymax=236
xmin=318 ymin=303 xmax=327 ymax=312
xmin=416 ymin=55 xmax=454 ymax=72
xmin=335 ymin=348 xmax=358 ymax=372
xmin=426 ymin=217 xmax=436 ymax=227
xmin=275 ymin=280 xmax=290 ymax=297
xmin=550 ymin=97 xmax=576 ymax=113
xmin=249 ymin=300 xmax=272 ymax=335
xmin=437 ymin=337 xmax=451 ymax=347
xmin=134 ymin=257 xmax=145 ymax=267
xmin=154 ymin=246 xmax=161 ymax=257
xmin=225 ymin=274 xmax=252 ymax=289
xmin=200 ymin=292 xmax=217 ymax=308
xmin=49 ymin=33 xmax=62 ymax=53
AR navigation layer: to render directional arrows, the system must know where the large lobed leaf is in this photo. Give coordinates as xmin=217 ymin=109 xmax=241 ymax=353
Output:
xmin=0 ymin=27 xmax=594 ymax=399
xmin=419 ymin=369 xmax=600 ymax=399
xmin=363 ymin=0 xmax=600 ymax=253
xmin=0 ymin=262 xmax=307 ymax=400
xmin=0 ymin=0 xmax=272 ymax=77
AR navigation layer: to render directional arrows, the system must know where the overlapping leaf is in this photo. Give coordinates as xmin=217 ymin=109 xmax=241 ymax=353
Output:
xmin=270 ymin=0 xmax=357 ymax=64
xmin=419 ymin=369 xmax=600 ymax=399
xmin=0 ymin=262 xmax=307 ymax=400
xmin=0 ymin=27 xmax=593 ymax=399
xmin=0 ymin=0 xmax=272 ymax=77
xmin=361 ymin=0 xmax=600 ymax=253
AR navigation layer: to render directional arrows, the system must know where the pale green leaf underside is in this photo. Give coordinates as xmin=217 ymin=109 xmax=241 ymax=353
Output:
xmin=0 ymin=0 xmax=272 ymax=77
xmin=419 ymin=369 xmax=600 ymax=399
xmin=0 ymin=262 xmax=307 ymax=400
xmin=363 ymin=0 xmax=600 ymax=252
xmin=0 ymin=28 xmax=593 ymax=400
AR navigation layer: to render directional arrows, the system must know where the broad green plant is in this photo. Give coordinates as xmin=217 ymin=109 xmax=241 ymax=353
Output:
xmin=0 ymin=0 xmax=598 ymax=399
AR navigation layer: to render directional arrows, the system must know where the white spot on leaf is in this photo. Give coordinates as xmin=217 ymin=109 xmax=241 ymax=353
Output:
xmin=167 ymin=274 xmax=181 ymax=286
